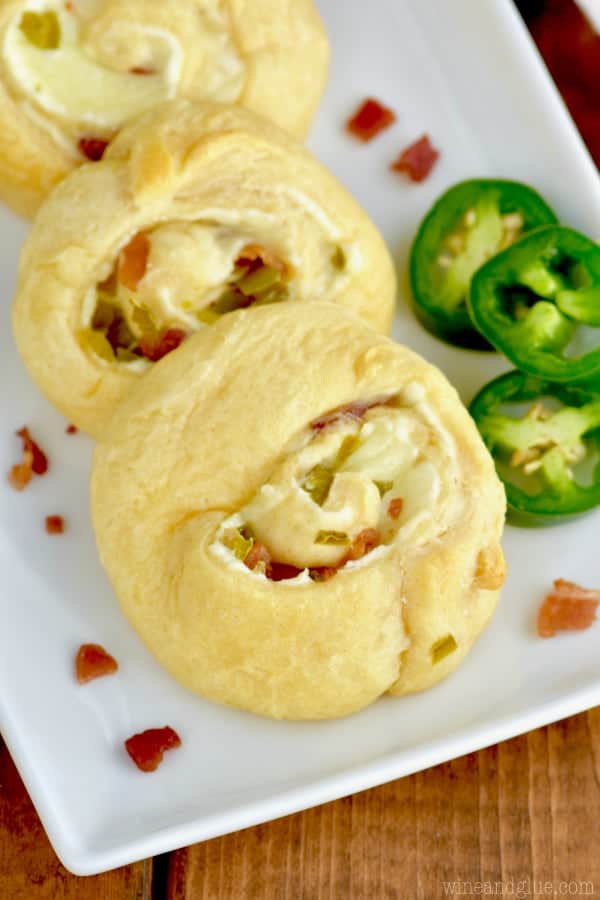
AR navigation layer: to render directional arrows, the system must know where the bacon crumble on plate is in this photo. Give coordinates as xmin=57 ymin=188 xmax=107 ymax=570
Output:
xmin=9 ymin=459 xmax=32 ymax=491
xmin=76 ymin=643 xmax=119 ymax=684
xmin=17 ymin=427 xmax=48 ymax=474
xmin=347 ymin=98 xmax=396 ymax=142
xmin=537 ymin=579 xmax=599 ymax=638
xmin=391 ymin=134 xmax=440 ymax=183
xmin=45 ymin=515 xmax=65 ymax=535
xmin=125 ymin=727 xmax=181 ymax=772
xmin=8 ymin=427 xmax=48 ymax=491
xmin=66 ymin=424 xmax=78 ymax=434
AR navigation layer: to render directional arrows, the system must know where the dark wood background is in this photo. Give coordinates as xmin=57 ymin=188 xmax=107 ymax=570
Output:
xmin=1 ymin=710 xmax=599 ymax=897
xmin=2 ymin=1 xmax=599 ymax=896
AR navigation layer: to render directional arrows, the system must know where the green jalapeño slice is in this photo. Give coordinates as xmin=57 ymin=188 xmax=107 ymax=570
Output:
xmin=468 ymin=226 xmax=600 ymax=386
xmin=470 ymin=370 xmax=600 ymax=524
xmin=410 ymin=179 xmax=558 ymax=349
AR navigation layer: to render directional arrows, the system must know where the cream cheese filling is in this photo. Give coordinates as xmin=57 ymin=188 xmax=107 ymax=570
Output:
xmin=125 ymin=223 xmax=253 ymax=331
xmin=4 ymin=2 xmax=181 ymax=136
xmin=3 ymin=0 xmax=246 ymax=148
xmin=81 ymin=215 xmax=358 ymax=367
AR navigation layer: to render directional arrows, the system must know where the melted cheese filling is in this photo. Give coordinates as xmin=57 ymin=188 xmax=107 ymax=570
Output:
xmin=81 ymin=218 xmax=356 ymax=362
xmin=120 ymin=223 xmax=254 ymax=332
xmin=3 ymin=0 xmax=244 ymax=143
xmin=212 ymin=394 xmax=463 ymax=578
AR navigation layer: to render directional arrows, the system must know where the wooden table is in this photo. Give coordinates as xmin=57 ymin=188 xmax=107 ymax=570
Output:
xmin=2 ymin=2 xmax=599 ymax=897
xmin=1 ymin=710 xmax=599 ymax=898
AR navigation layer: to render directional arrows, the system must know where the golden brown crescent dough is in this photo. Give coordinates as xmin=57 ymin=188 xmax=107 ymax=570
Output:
xmin=90 ymin=302 xmax=507 ymax=721
xmin=0 ymin=0 xmax=329 ymax=217
xmin=12 ymin=101 xmax=396 ymax=438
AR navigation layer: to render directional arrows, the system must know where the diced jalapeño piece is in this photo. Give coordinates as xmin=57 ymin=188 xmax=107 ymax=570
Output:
xmin=20 ymin=11 xmax=61 ymax=49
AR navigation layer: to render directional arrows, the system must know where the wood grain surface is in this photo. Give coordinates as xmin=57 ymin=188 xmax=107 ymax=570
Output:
xmin=1 ymin=709 xmax=598 ymax=898
xmin=0 ymin=740 xmax=151 ymax=898
xmin=167 ymin=709 xmax=600 ymax=900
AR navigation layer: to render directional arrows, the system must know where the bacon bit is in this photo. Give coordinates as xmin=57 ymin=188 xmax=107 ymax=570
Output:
xmin=388 ymin=498 xmax=404 ymax=520
xmin=125 ymin=726 xmax=181 ymax=773
xmin=347 ymin=98 xmax=396 ymax=142
xmin=138 ymin=328 xmax=187 ymax=363
xmin=243 ymin=542 xmax=302 ymax=581
xmin=343 ymin=528 xmax=380 ymax=563
xmin=311 ymin=401 xmax=374 ymax=431
xmin=118 ymin=232 xmax=150 ymax=291
xmin=78 ymin=138 xmax=109 ymax=162
xmin=130 ymin=66 xmax=155 ymax=75
xmin=66 ymin=424 xmax=78 ymax=435
xmin=76 ymin=643 xmax=119 ymax=684
xmin=235 ymin=244 xmax=289 ymax=277
xmin=391 ymin=135 xmax=440 ymax=183
xmin=537 ymin=579 xmax=599 ymax=639
xmin=310 ymin=565 xmax=338 ymax=583
xmin=311 ymin=398 xmax=394 ymax=431
xmin=9 ymin=427 xmax=48 ymax=489
xmin=309 ymin=528 xmax=381 ymax=582
xmin=8 ymin=459 xmax=33 ymax=492
xmin=267 ymin=561 xmax=304 ymax=582
xmin=45 ymin=515 xmax=65 ymax=535
xmin=243 ymin=527 xmax=381 ymax=584
xmin=244 ymin=541 xmax=271 ymax=573
xmin=17 ymin=427 xmax=48 ymax=475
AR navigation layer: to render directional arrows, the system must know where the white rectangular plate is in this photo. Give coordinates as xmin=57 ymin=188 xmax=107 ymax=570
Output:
xmin=1 ymin=0 xmax=599 ymax=876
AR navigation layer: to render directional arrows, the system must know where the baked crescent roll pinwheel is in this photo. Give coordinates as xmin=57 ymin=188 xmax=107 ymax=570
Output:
xmin=0 ymin=0 xmax=329 ymax=216
xmin=12 ymin=101 xmax=396 ymax=437
xmin=91 ymin=303 xmax=507 ymax=721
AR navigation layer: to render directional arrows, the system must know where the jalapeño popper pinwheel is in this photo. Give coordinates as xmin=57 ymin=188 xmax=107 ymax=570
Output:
xmin=12 ymin=101 xmax=396 ymax=437
xmin=0 ymin=0 xmax=329 ymax=217
xmin=91 ymin=303 xmax=506 ymax=721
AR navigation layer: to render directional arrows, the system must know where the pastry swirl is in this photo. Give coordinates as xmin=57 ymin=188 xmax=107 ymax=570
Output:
xmin=12 ymin=101 xmax=396 ymax=437
xmin=0 ymin=0 xmax=329 ymax=216
xmin=91 ymin=303 xmax=506 ymax=720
